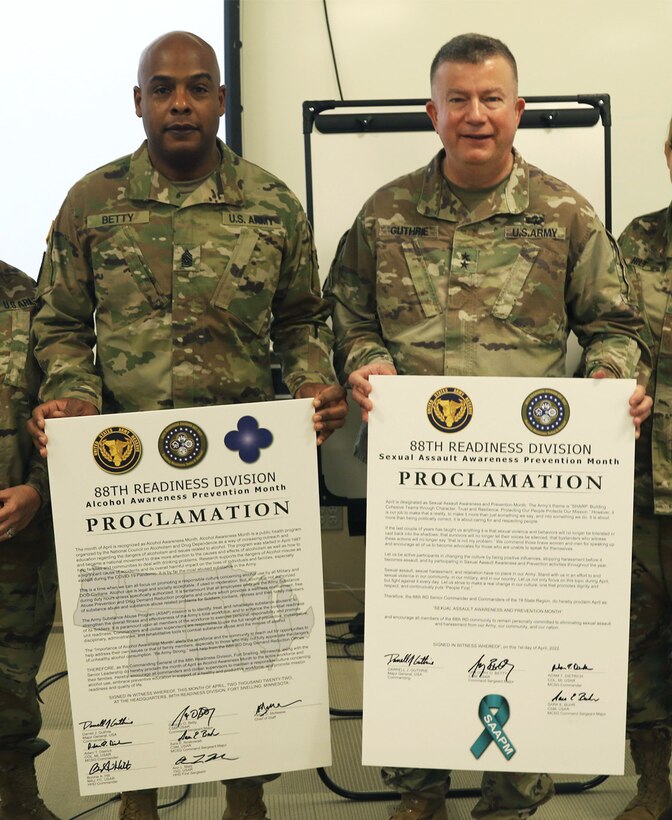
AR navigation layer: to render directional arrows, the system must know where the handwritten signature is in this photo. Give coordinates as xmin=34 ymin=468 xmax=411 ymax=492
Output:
xmin=550 ymin=661 xmax=594 ymax=672
xmin=551 ymin=690 xmax=600 ymax=703
xmin=171 ymin=705 xmax=216 ymax=728
xmin=174 ymin=751 xmax=239 ymax=765
xmin=88 ymin=759 xmax=132 ymax=775
xmin=87 ymin=739 xmax=133 ymax=750
xmin=384 ymin=653 xmax=434 ymax=668
xmin=177 ymin=727 xmax=220 ymax=742
xmin=79 ymin=717 xmax=133 ymax=731
xmin=467 ymin=654 xmax=515 ymax=683
xmin=255 ymin=699 xmax=302 ymax=717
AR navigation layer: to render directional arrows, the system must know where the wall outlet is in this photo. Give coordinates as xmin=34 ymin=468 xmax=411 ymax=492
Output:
xmin=320 ymin=506 xmax=343 ymax=531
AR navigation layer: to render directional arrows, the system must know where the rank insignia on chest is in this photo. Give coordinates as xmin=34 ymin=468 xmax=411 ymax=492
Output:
xmin=174 ymin=245 xmax=200 ymax=271
xmin=451 ymin=248 xmax=479 ymax=275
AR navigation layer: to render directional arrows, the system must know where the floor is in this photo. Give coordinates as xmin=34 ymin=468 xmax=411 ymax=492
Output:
xmin=35 ymin=624 xmax=640 ymax=820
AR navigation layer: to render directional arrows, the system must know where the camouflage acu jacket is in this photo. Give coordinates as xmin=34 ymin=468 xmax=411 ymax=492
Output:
xmin=34 ymin=140 xmax=335 ymax=412
xmin=619 ymin=207 xmax=672 ymax=514
xmin=325 ymin=149 xmax=644 ymax=382
xmin=0 ymin=263 xmax=47 ymax=498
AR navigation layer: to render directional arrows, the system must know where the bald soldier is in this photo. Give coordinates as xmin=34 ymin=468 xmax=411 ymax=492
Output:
xmin=29 ymin=32 xmax=346 ymax=820
xmin=325 ymin=33 xmax=651 ymax=820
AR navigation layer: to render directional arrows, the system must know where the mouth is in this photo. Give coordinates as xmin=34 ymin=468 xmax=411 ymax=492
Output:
xmin=165 ymin=124 xmax=199 ymax=133
xmin=461 ymin=134 xmax=492 ymax=141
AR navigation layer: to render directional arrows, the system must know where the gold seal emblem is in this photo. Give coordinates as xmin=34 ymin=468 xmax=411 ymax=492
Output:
xmin=92 ymin=427 xmax=142 ymax=474
xmin=427 ymin=387 xmax=473 ymax=433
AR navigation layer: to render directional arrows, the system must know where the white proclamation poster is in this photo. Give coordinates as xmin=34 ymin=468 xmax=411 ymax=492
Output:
xmin=362 ymin=376 xmax=635 ymax=774
xmin=46 ymin=399 xmax=330 ymax=795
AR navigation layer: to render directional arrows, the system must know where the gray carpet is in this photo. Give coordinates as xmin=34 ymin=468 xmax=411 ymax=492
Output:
xmin=35 ymin=627 xmax=640 ymax=819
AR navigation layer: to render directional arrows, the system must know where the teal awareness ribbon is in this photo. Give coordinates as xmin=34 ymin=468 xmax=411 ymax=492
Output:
xmin=470 ymin=694 xmax=517 ymax=760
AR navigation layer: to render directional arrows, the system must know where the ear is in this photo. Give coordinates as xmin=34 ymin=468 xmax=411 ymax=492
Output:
xmin=133 ymin=86 xmax=143 ymax=119
xmin=218 ymin=85 xmax=226 ymax=117
xmin=425 ymin=99 xmax=439 ymax=133
xmin=514 ymin=96 xmax=525 ymax=127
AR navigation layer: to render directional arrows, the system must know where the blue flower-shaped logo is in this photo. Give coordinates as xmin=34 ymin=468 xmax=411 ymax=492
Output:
xmin=224 ymin=416 xmax=273 ymax=463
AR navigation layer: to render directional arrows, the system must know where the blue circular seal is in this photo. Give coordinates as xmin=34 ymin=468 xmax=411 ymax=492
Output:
xmin=159 ymin=422 xmax=207 ymax=468
xmin=426 ymin=387 xmax=473 ymax=433
xmin=522 ymin=389 xmax=570 ymax=436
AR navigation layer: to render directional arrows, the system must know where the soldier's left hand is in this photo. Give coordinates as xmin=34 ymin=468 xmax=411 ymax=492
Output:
xmin=295 ymin=383 xmax=348 ymax=445
xmin=0 ymin=484 xmax=41 ymax=540
xmin=591 ymin=369 xmax=652 ymax=439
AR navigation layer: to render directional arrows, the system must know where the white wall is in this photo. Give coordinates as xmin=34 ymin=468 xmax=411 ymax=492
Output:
xmin=1 ymin=1 xmax=224 ymax=279
xmin=241 ymin=0 xmax=672 ymax=242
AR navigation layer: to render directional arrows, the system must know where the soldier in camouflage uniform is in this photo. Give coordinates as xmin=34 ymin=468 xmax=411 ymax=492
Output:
xmin=29 ymin=32 xmax=346 ymax=820
xmin=0 ymin=261 xmax=59 ymax=819
xmin=325 ymin=33 xmax=651 ymax=820
xmin=616 ymin=120 xmax=672 ymax=820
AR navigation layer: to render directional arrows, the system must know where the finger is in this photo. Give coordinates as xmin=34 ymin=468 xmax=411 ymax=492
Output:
xmin=351 ymin=385 xmax=372 ymax=408
xmin=348 ymin=373 xmax=372 ymax=395
xmin=31 ymin=406 xmax=47 ymax=427
xmin=311 ymin=384 xmax=345 ymax=408
xmin=316 ymin=429 xmax=334 ymax=446
xmin=314 ymin=419 xmax=346 ymax=437
xmin=315 ymin=401 xmax=348 ymax=422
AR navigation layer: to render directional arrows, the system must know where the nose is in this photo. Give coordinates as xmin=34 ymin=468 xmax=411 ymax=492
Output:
xmin=171 ymin=85 xmax=191 ymax=113
xmin=465 ymin=97 xmax=486 ymax=123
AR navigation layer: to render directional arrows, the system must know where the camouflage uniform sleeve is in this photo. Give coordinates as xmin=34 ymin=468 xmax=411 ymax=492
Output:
xmin=566 ymin=220 xmax=648 ymax=380
xmin=617 ymin=221 xmax=655 ymax=387
xmin=24 ymin=336 xmax=50 ymax=506
xmin=323 ymin=210 xmax=395 ymax=384
xmin=270 ymin=204 xmax=337 ymax=394
xmin=32 ymin=198 xmax=102 ymax=409
xmin=25 ymin=450 xmax=49 ymax=506
xmin=0 ymin=270 xmax=50 ymax=506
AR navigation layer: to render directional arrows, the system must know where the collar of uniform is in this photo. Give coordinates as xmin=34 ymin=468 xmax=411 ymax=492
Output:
xmin=127 ymin=139 xmax=244 ymax=207
xmin=417 ymin=148 xmax=530 ymax=222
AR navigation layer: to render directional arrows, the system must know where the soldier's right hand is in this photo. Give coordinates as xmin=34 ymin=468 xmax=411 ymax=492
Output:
xmin=28 ymin=399 xmax=99 ymax=458
xmin=348 ymin=360 xmax=397 ymax=422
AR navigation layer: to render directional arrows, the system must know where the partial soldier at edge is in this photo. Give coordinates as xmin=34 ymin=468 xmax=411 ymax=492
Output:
xmin=0 ymin=261 xmax=58 ymax=819
xmin=617 ymin=117 xmax=672 ymax=820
